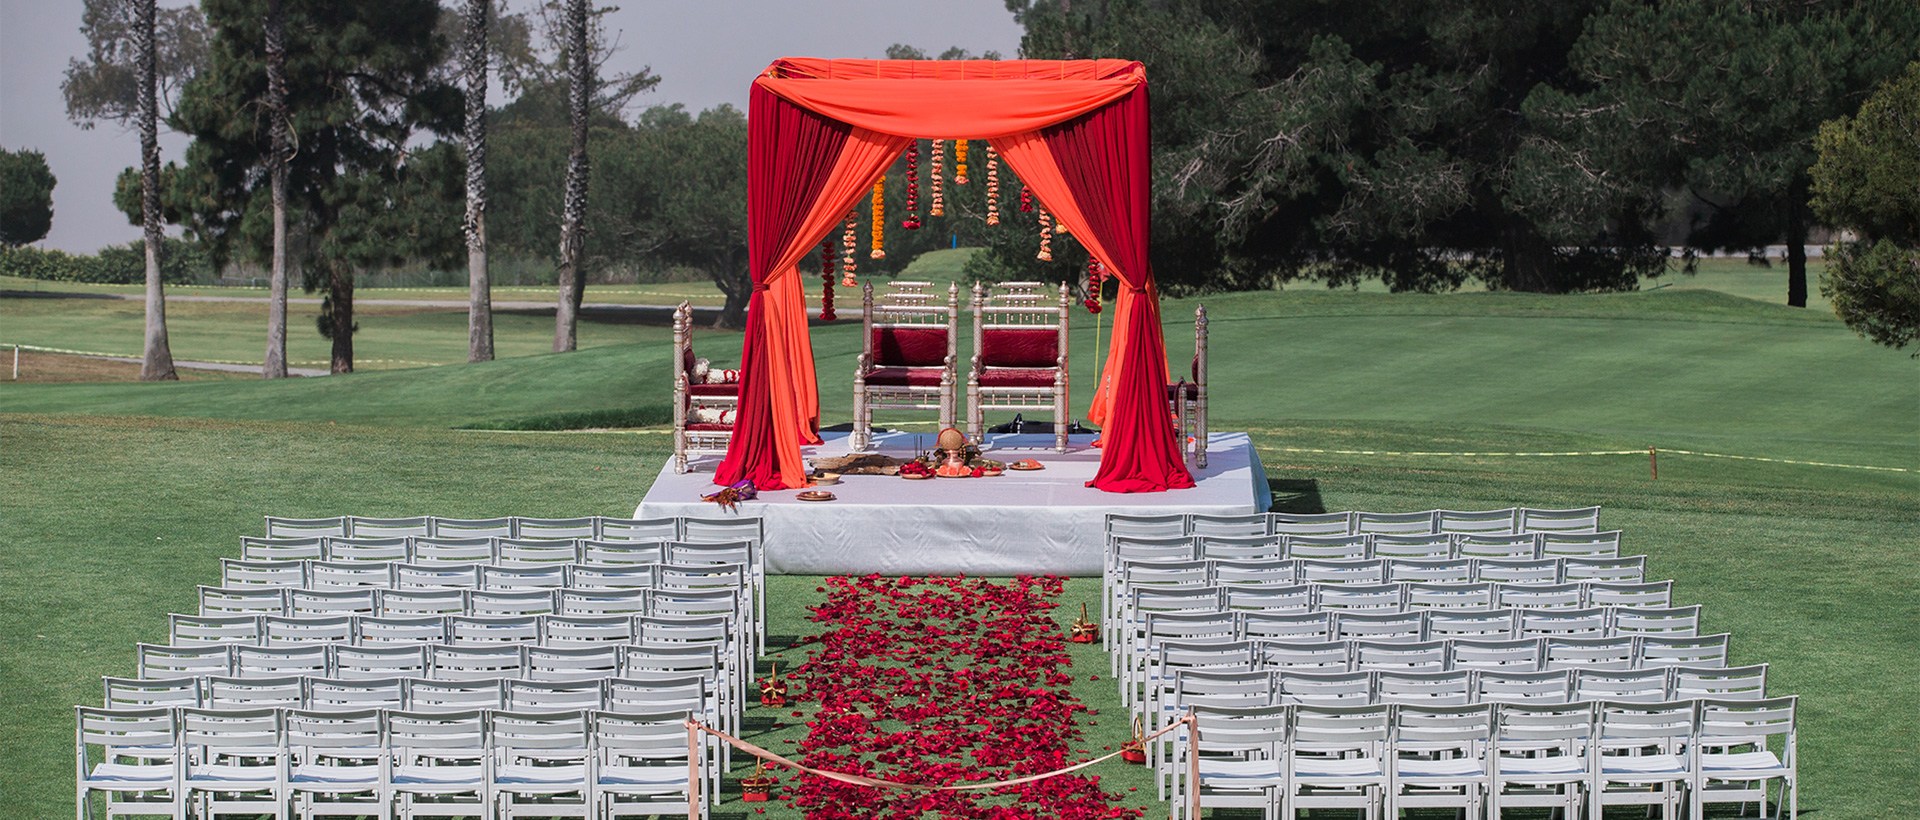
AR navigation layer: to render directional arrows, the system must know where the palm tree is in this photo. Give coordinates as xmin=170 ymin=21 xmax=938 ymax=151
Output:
xmin=464 ymin=0 xmax=495 ymax=362
xmin=262 ymin=0 xmax=289 ymax=378
xmin=552 ymin=0 xmax=590 ymax=352
xmin=136 ymin=0 xmax=176 ymax=380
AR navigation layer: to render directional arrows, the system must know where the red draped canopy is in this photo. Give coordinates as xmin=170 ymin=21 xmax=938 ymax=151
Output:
xmin=716 ymin=59 xmax=1194 ymax=494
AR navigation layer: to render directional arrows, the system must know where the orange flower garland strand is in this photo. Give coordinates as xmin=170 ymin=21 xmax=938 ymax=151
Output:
xmin=985 ymin=143 xmax=1001 ymax=226
xmin=954 ymin=138 xmax=969 ymax=185
xmin=929 ymin=139 xmax=945 ymax=217
xmin=841 ymin=212 xmax=858 ymax=287
xmin=1036 ymin=207 xmax=1053 ymax=261
xmin=869 ymin=178 xmax=886 ymax=260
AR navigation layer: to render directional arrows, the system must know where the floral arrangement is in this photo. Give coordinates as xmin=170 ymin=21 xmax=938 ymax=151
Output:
xmin=1036 ymin=208 xmax=1054 ymax=262
xmin=701 ymin=479 xmax=757 ymax=511
xmin=985 ymin=144 xmax=1001 ymax=226
xmin=1020 ymin=185 xmax=1034 ymax=212
xmin=841 ymin=212 xmax=859 ymax=287
xmin=929 ymin=140 xmax=946 ymax=217
xmin=1084 ymin=259 xmax=1104 ymax=314
xmin=789 ymin=575 xmax=1140 ymax=819
xmin=870 ymin=178 xmax=886 ymax=259
xmin=901 ymin=142 xmax=922 ymax=230
xmin=820 ymin=240 xmax=837 ymax=321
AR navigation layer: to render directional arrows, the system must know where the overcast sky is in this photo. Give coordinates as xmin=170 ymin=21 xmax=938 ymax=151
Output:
xmin=0 ymin=0 xmax=1025 ymax=253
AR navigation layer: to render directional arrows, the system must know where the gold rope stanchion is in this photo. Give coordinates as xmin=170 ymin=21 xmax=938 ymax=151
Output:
xmin=686 ymin=719 xmax=702 ymax=817
xmin=1186 ymin=710 xmax=1201 ymax=820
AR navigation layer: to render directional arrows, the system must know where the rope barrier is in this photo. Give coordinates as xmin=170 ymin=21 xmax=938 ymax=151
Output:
xmin=683 ymin=714 xmax=1198 ymax=816
xmin=1255 ymin=444 xmax=1909 ymax=473
xmin=1 ymin=342 xmax=441 ymax=369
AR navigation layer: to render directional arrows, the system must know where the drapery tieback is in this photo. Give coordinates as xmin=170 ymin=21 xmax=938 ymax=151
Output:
xmin=752 ymin=282 xmax=771 ymax=292
xmin=1127 ymin=284 xmax=1147 ymax=294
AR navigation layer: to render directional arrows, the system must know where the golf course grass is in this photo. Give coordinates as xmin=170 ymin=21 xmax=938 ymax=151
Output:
xmin=2 ymin=262 xmax=1914 ymax=817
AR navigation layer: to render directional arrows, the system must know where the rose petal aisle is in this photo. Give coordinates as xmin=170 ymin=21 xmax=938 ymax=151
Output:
xmin=789 ymin=575 xmax=1141 ymax=820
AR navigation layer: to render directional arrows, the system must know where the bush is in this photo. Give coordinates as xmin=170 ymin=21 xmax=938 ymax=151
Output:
xmin=1820 ymin=240 xmax=1920 ymax=355
xmin=0 ymin=238 xmax=214 ymax=284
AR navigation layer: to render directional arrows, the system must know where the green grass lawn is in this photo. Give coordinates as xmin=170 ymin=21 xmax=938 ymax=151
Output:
xmin=3 ymin=256 xmax=1916 ymax=817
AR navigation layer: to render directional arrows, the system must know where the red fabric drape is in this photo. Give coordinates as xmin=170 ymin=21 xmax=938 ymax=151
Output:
xmin=1040 ymin=86 xmax=1192 ymax=492
xmin=757 ymin=59 xmax=1144 ymax=139
xmin=715 ymin=87 xmax=853 ymax=490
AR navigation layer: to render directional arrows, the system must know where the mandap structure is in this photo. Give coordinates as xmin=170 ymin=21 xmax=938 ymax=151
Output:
xmin=716 ymin=58 xmax=1196 ymax=494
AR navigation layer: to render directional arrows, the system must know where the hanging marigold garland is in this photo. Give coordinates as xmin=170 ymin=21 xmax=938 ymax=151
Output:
xmin=929 ymin=140 xmax=945 ymax=217
xmin=869 ymin=177 xmax=886 ymax=259
xmin=1036 ymin=207 xmax=1053 ymax=261
xmin=820 ymin=239 xmax=837 ymax=321
xmin=901 ymin=141 xmax=922 ymax=230
xmin=841 ymin=211 xmax=858 ymax=287
xmin=1084 ymin=257 xmax=1104 ymax=314
xmin=984 ymin=143 xmax=1001 ymax=226
xmin=953 ymin=139 xmax=969 ymax=185
xmin=1019 ymin=185 xmax=1034 ymax=212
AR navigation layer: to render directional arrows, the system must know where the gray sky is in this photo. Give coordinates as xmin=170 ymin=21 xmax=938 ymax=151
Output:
xmin=0 ymin=0 xmax=1024 ymax=253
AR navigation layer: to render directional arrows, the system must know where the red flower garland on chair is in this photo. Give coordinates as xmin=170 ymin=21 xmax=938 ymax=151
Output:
xmin=901 ymin=141 xmax=922 ymax=230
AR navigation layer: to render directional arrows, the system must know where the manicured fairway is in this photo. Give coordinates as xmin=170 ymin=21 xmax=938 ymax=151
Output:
xmin=2 ymin=275 xmax=1914 ymax=818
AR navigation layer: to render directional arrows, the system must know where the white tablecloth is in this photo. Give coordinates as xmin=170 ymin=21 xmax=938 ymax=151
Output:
xmin=637 ymin=431 xmax=1270 ymax=576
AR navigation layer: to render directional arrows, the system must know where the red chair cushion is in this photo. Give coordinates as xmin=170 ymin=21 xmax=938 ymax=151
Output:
xmin=1168 ymin=382 xmax=1199 ymax=400
xmin=688 ymin=383 xmax=739 ymax=398
xmin=865 ymin=367 xmax=946 ymax=387
xmin=872 ymin=327 xmax=948 ymax=368
xmin=978 ymin=368 xmax=1059 ymax=388
xmin=980 ymin=329 xmax=1058 ymax=368
xmin=686 ymin=422 xmax=733 ymax=432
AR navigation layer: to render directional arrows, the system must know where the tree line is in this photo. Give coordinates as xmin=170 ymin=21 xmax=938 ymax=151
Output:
xmin=27 ymin=0 xmax=1919 ymax=374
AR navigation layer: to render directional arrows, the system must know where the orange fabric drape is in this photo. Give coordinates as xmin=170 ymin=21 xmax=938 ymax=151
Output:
xmin=991 ymin=131 xmax=1133 ymax=427
xmin=750 ymin=128 xmax=912 ymax=483
xmin=755 ymin=59 xmax=1144 ymax=140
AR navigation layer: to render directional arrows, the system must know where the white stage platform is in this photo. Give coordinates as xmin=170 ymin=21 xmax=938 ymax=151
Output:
xmin=636 ymin=431 xmax=1271 ymax=576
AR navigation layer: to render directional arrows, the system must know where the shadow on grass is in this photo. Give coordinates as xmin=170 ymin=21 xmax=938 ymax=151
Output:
xmin=1269 ymin=477 xmax=1326 ymax=514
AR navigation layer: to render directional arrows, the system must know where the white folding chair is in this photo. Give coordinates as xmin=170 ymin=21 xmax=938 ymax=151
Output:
xmin=407 ymin=538 xmax=495 ymax=567
xmin=1406 ymin=582 xmax=1495 ymax=610
xmin=1562 ymin=556 xmax=1646 ymax=584
xmin=448 ymin=615 xmax=539 ymax=645
xmin=1354 ymin=510 xmax=1439 ymax=535
xmin=1371 ymin=534 xmax=1453 ymax=561
xmin=1518 ymin=506 xmax=1600 ymax=533
xmin=479 ymin=564 xmax=568 ymax=592
xmin=580 ymin=540 xmax=664 ymax=566
xmin=1283 ymin=703 xmax=1390 ymax=819
xmin=223 ymin=559 xmax=308 ymax=588
xmin=492 ymin=710 xmax=592 ymax=820
xmin=506 ymin=679 xmax=606 ymax=713
xmin=138 ymin=643 xmax=232 ymax=679
xmin=1270 ymin=511 xmax=1355 ymax=536
xmin=495 ymin=539 xmax=579 ymax=567
xmin=1519 ymin=606 xmax=1608 ymax=638
xmin=1586 ymin=580 xmax=1670 ymax=609
xmin=234 ymin=644 xmax=328 ymax=678
xmin=1376 ymin=670 xmax=1474 ymax=706
xmin=514 ymin=516 xmax=597 ymax=540
xmin=1298 ymin=558 xmax=1385 ymax=585
xmin=1355 ymin=639 xmax=1447 ymax=673
xmin=527 ymin=645 xmax=621 ymax=682
xmin=1388 ymin=702 xmax=1492 ymax=817
xmin=1575 ymin=667 xmax=1671 ymax=704
xmin=181 ymin=706 xmax=285 ymax=820
xmin=75 ymin=706 xmax=184 ymax=820
xmin=1611 ymin=605 xmax=1701 ymax=638
xmin=1488 ymin=700 xmax=1592 ymax=818
xmin=1692 ymin=697 xmax=1798 ymax=820
xmin=1285 ymin=533 xmax=1369 ymax=560
xmin=242 ymin=536 xmax=325 ymax=561
xmin=323 ymin=537 xmax=409 ymax=563
xmin=1593 ymin=699 xmax=1694 ymax=819
xmin=1427 ymin=608 xmax=1517 ymax=640
xmin=309 ymin=561 xmax=395 ymax=591
xmin=1475 ymin=668 xmax=1572 ymax=705
xmin=1334 ymin=610 xmax=1425 ymax=643
xmin=1544 ymin=636 xmax=1636 ymax=671
xmin=1473 ymin=559 xmax=1560 ymax=585
xmin=288 ymin=588 xmax=376 ymax=618
xmin=1436 ymin=508 xmax=1517 ymax=536
xmin=1278 ymin=669 xmax=1373 ymax=706
xmin=1318 ymin=583 xmax=1407 ymax=613
xmin=1539 ymin=530 xmax=1621 ymax=560
xmin=170 ymin=613 xmax=263 ymax=646
xmin=105 ymin=676 xmax=202 ymax=710
xmin=1672 ymin=663 xmax=1767 ymax=701
xmin=201 ymin=586 xmax=287 ymax=617
xmin=265 ymin=615 xmax=352 ymax=645
xmin=1199 ymin=535 xmax=1285 ymax=562
xmin=1638 ymin=633 xmax=1729 ymax=669
xmin=1259 ymin=639 xmax=1352 ymax=673
xmin=1449 ymin=637 xmax=1542 ymax=672
xmin=205 ymin=675 xmax=303 ymax=710
xmin=306 ymin=677 xmax=404 ymax=712
xmin=595 ymin=516 xmax=680 ymax=542
xmin=1171 ymin=703 xmax=1287 ymax=820
xmin=285 ymin=707 xmax=387 ymax=820
xmin=333 ymin=644 xmax=429 ymax=681
xmin=386 ymin=709 xmax=489 ymax=818
xmin=591 ymin=710 xmax=707 ymax=818
xmin=1456 ymin=533 xmax=1540 ymax=561
xmin=429 ymin=644 xmax=526 ymax=681
xmin=348 ymin=516 xmax=430 ymax=538
xmin=1387 ymin=558 xmax=1474 ymax=584
xmin=266 ymin=516 xmax=347 ymax=539
xmin=1241 ymin=611 xmax=1331 ymax=643
xmin=557 ymin=588 xmax=649 ymax=617
xmin=375 ymin=589 xmax=466 ymax=618
xmin=1189 ymin=513 xmax=1269 ymax=538
xmin=468 ymin=590 xmax=555 ymax=617
xmin=394 ymin=563 xmax=481 ymax=591
xmin=402 ymin=679 xmax=501 ymax=714
xmin=355 ymin=616 xmax=447 ymax=646
xmin=429 ymin=516 xmax=514 ymax=538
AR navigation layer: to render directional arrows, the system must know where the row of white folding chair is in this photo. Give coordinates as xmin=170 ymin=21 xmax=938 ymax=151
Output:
xmin=158 ymin=611 xmax=747 ymax=706
xmin=242 ymin=536 xmax=755 ymax=567
xmin=1113 ymin=579 xmax=1672 ymax=664
xmin=77 ymin=706 xmax=709 ymax=820
xmin=1120 ymin=604 xmax=1701 ymax=696
xmin=1111 ymin=529 xmax=1623 ymax=564
xmin=1144 ymin=664 xmax=1770 ymax=801
xmin=265 ymin=512 xmax=761 ymax=544
xmin=222 ymin=559 xmax=749 ymax=594
xmin=201 ymin=585 xmax=743 ymax=621
xmin=239 ymin=539 xmax=768 ymax=655
xmin=1163 ymin=697 xmax=1796 ymax=820
xmin=1127 ymin=633 xmax=1733 ymax=709
xmin=100 ymin=672 xmax=735 ymax=789
xmin=1105 ymin=555 xmax=1645 ymax=644
xmin=1106 ymin=506 xmax=1603 ymax=540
